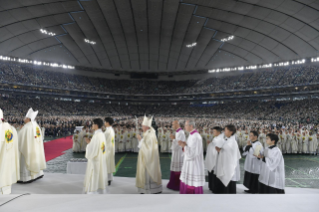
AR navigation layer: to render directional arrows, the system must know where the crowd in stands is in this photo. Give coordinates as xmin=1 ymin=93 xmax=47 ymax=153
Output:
xmin=1 ymin=61 xmax=319 ymax=95
xmin=1 ymin=95 xmax=319 ymax=136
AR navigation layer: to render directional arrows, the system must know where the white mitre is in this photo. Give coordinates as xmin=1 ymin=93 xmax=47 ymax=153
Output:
xmin=142 ymin=115 xmax=153 ymax=128
xmin=25 ymin=108 xmax=39 ymax=137
xmin=25 ymin=108 xmax=38 ymax=122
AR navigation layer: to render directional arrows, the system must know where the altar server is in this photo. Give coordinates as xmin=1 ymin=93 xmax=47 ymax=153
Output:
xmin=18 ymin=108 xmax=46 ymax=183
xmin=242 ymin=131 xmax=264 ymax=194
xmin=167 ymin=120 xmax=185 ymax=191
xmin=205 ymin=126 xmax=223 ymax=193
xmin=83 ymin=118 xmax=108 ymax=194
xmin=0 ymin=109 xmax=20 ymax=194
xmin=214 ymin=125 xmax=241 ymax=194
xmin=178 ymin=120 xmax=205 ymax=194
xmin=256 ymin=133 xmax=285 ymax=194
xmin=104 ymin=117 xmax=115 ymax=185
xmin=136 ymin=115 xmax=162 ymax=194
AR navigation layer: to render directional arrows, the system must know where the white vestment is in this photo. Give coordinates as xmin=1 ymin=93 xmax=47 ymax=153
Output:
xmin=0 ymin=123 xmax=20 ymax=194
xmin=136 ymin=128 xmax=162 ymax=194
xmin=180 ymin=130 xmax=205 ymax=187
xmin=104 ymin=126 xmax=115 ymax=181
xmin=83 ymin=129 xmax=108 ymax=194
xmin=291 ymin=135 xmax=298 ymax=154
xmin=160 ymin=132 xmax=169 ymax=153
xmin=131 ymin=130 xmax=139 ymax=153
xmin=205 ymin=133 xmax=224 ymax=173
xmin=72 ymin=134 xmax=81 ymax=152
xmin=242 ymin=141 xmax=264 ymax=174
xmin=308 ymin=136 xmax=317 ymax=154
xmin=215 ymin=135 xmax=241 ymax=187
xmin=81 ymin=131 xmax=89 ymax=152
xmin=170 ymin=128 xmax=186 ymax=172
xmin=258 ymin=146 xmax=285 ymax=190
xmin=18 ymin=122 xmax=46 ymax=182
xmin=302 ymin=136 xmax=308 ymax=153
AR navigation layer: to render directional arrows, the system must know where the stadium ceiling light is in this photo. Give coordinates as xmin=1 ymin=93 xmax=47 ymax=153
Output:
xmin=40 ymin=29 xmax=56 ymax=36
xmin=186 ymin=42 xmax=197 ymax=48
xmin=84 ymin=39 xmax=96 ymax=45
xmin=0 ymin=55 xmax=75 ymax=69
xmin=259 ymin=63 xmax=272 ymax=68
xmin=208 ymin=56 xmax=312 ymax=74
xmin=292 ymin=59 xmax=305 ymax=65
xmin=221 ymin=35 xmax=234 ymax=42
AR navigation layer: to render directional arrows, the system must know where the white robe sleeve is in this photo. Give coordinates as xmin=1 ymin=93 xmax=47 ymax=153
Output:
xmin=184 ymin=135 xmax=201 ymax=161
xmin=171 ymin=132 xmax=185 ymax=151
xmin=138 ymin=138 xmax=144 ymax=149
xmin=265 ymin=150 xmax=282 ymax=172
xmin=85 ymin=138 xmax=99 ymax=160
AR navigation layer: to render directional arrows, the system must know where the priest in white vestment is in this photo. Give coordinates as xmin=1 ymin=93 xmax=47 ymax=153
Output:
xmin=291 ymin=131 xmax=298 ymax=154
xmin=256 ymin=133 xmax=285 ymax=194
xmin=301 ymin=131 xmax=308 ymax=154
xmin=178 ymin=120 xmax=205 ymax=194
xmin=167 ymin=120 xmax=185 ymax=191
xmin=83 ymin=118 xmax=108 ymax=194
xmin=214 ymin=124 xmax=241 ymax=194
xmin=205 ymin=126 xmax=223 ymax=193
xmin=0 ymin=109 xmax=20 ymax=194
xmin=242 ymin=131 xmax=264 ymax=194
xmin=136 ymin=115 xmax=162 ymax=194
xmin=18 ymin=108 xmax=46 ymax=183
xmin=132 ymin=129 xmax=139 ymax=153
xmin=81 ymin=127 xmax=90 ymax=152
xmin=308 ymin=131 xmax=318 ymax=155
xmin=72 ymin=129 xmax=81 ymax=152
xmin=104 ymin=117 xmax=116 ymax=185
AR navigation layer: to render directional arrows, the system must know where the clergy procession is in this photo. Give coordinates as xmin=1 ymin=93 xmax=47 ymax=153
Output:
xmin=1 ymin=107 xmax=288 ymax=195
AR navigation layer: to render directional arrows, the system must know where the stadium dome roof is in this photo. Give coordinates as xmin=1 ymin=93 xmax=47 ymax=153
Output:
xmin=1 ymin=0 xmax=319 ymax=73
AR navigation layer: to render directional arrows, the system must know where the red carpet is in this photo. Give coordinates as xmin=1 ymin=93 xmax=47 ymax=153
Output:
xmin=44 ymin=136 xmax=73 ymax=162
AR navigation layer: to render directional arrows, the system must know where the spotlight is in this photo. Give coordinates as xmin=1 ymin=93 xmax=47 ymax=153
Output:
xmin=221 ymin=35 xmax=234 ymax=42
xmin=84 ymin=39 xmax=96 ymax=45
xmin=40 ymin=29 xmax=56 ymax=36
xmin=186 ymin=42 xmax=197 ymax=48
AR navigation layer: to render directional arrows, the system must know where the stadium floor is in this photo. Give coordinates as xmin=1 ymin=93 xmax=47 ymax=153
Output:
xmin=43 ymin=137 xmax=319 ymax=189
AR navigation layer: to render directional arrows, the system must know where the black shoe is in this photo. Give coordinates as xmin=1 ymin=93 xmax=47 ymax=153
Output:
xmin=108 ymin=181 xmax=111 ymax=186
xmin=154 ymin=192 xmax=162 ymax=194
xmin=244 ymin=190 xmax=253 ymax=193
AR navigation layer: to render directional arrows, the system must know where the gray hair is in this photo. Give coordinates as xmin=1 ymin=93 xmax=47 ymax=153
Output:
xmin=173 ymin=119 xmax=183 ymax=126
xmin=186 ymin=120 xmax=196 ymax=128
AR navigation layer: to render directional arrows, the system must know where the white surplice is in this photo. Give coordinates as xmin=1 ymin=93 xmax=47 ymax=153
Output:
xmin=258 ymin=145 xmax=285 ymax=190
xmin=170 ymin=128 xmax=186 ymax=172
xmin=215 ymin=135 xmax=241 ymax=187
xmin=242 ymin=140 xmax=264 ymax=174
xmin=205 ymin=133 xmax=224 ymax=173
xmin=180 ymin=129 xmax=205 ymax=187
xmin=83 ymin=129 xmax=108 ymax=194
